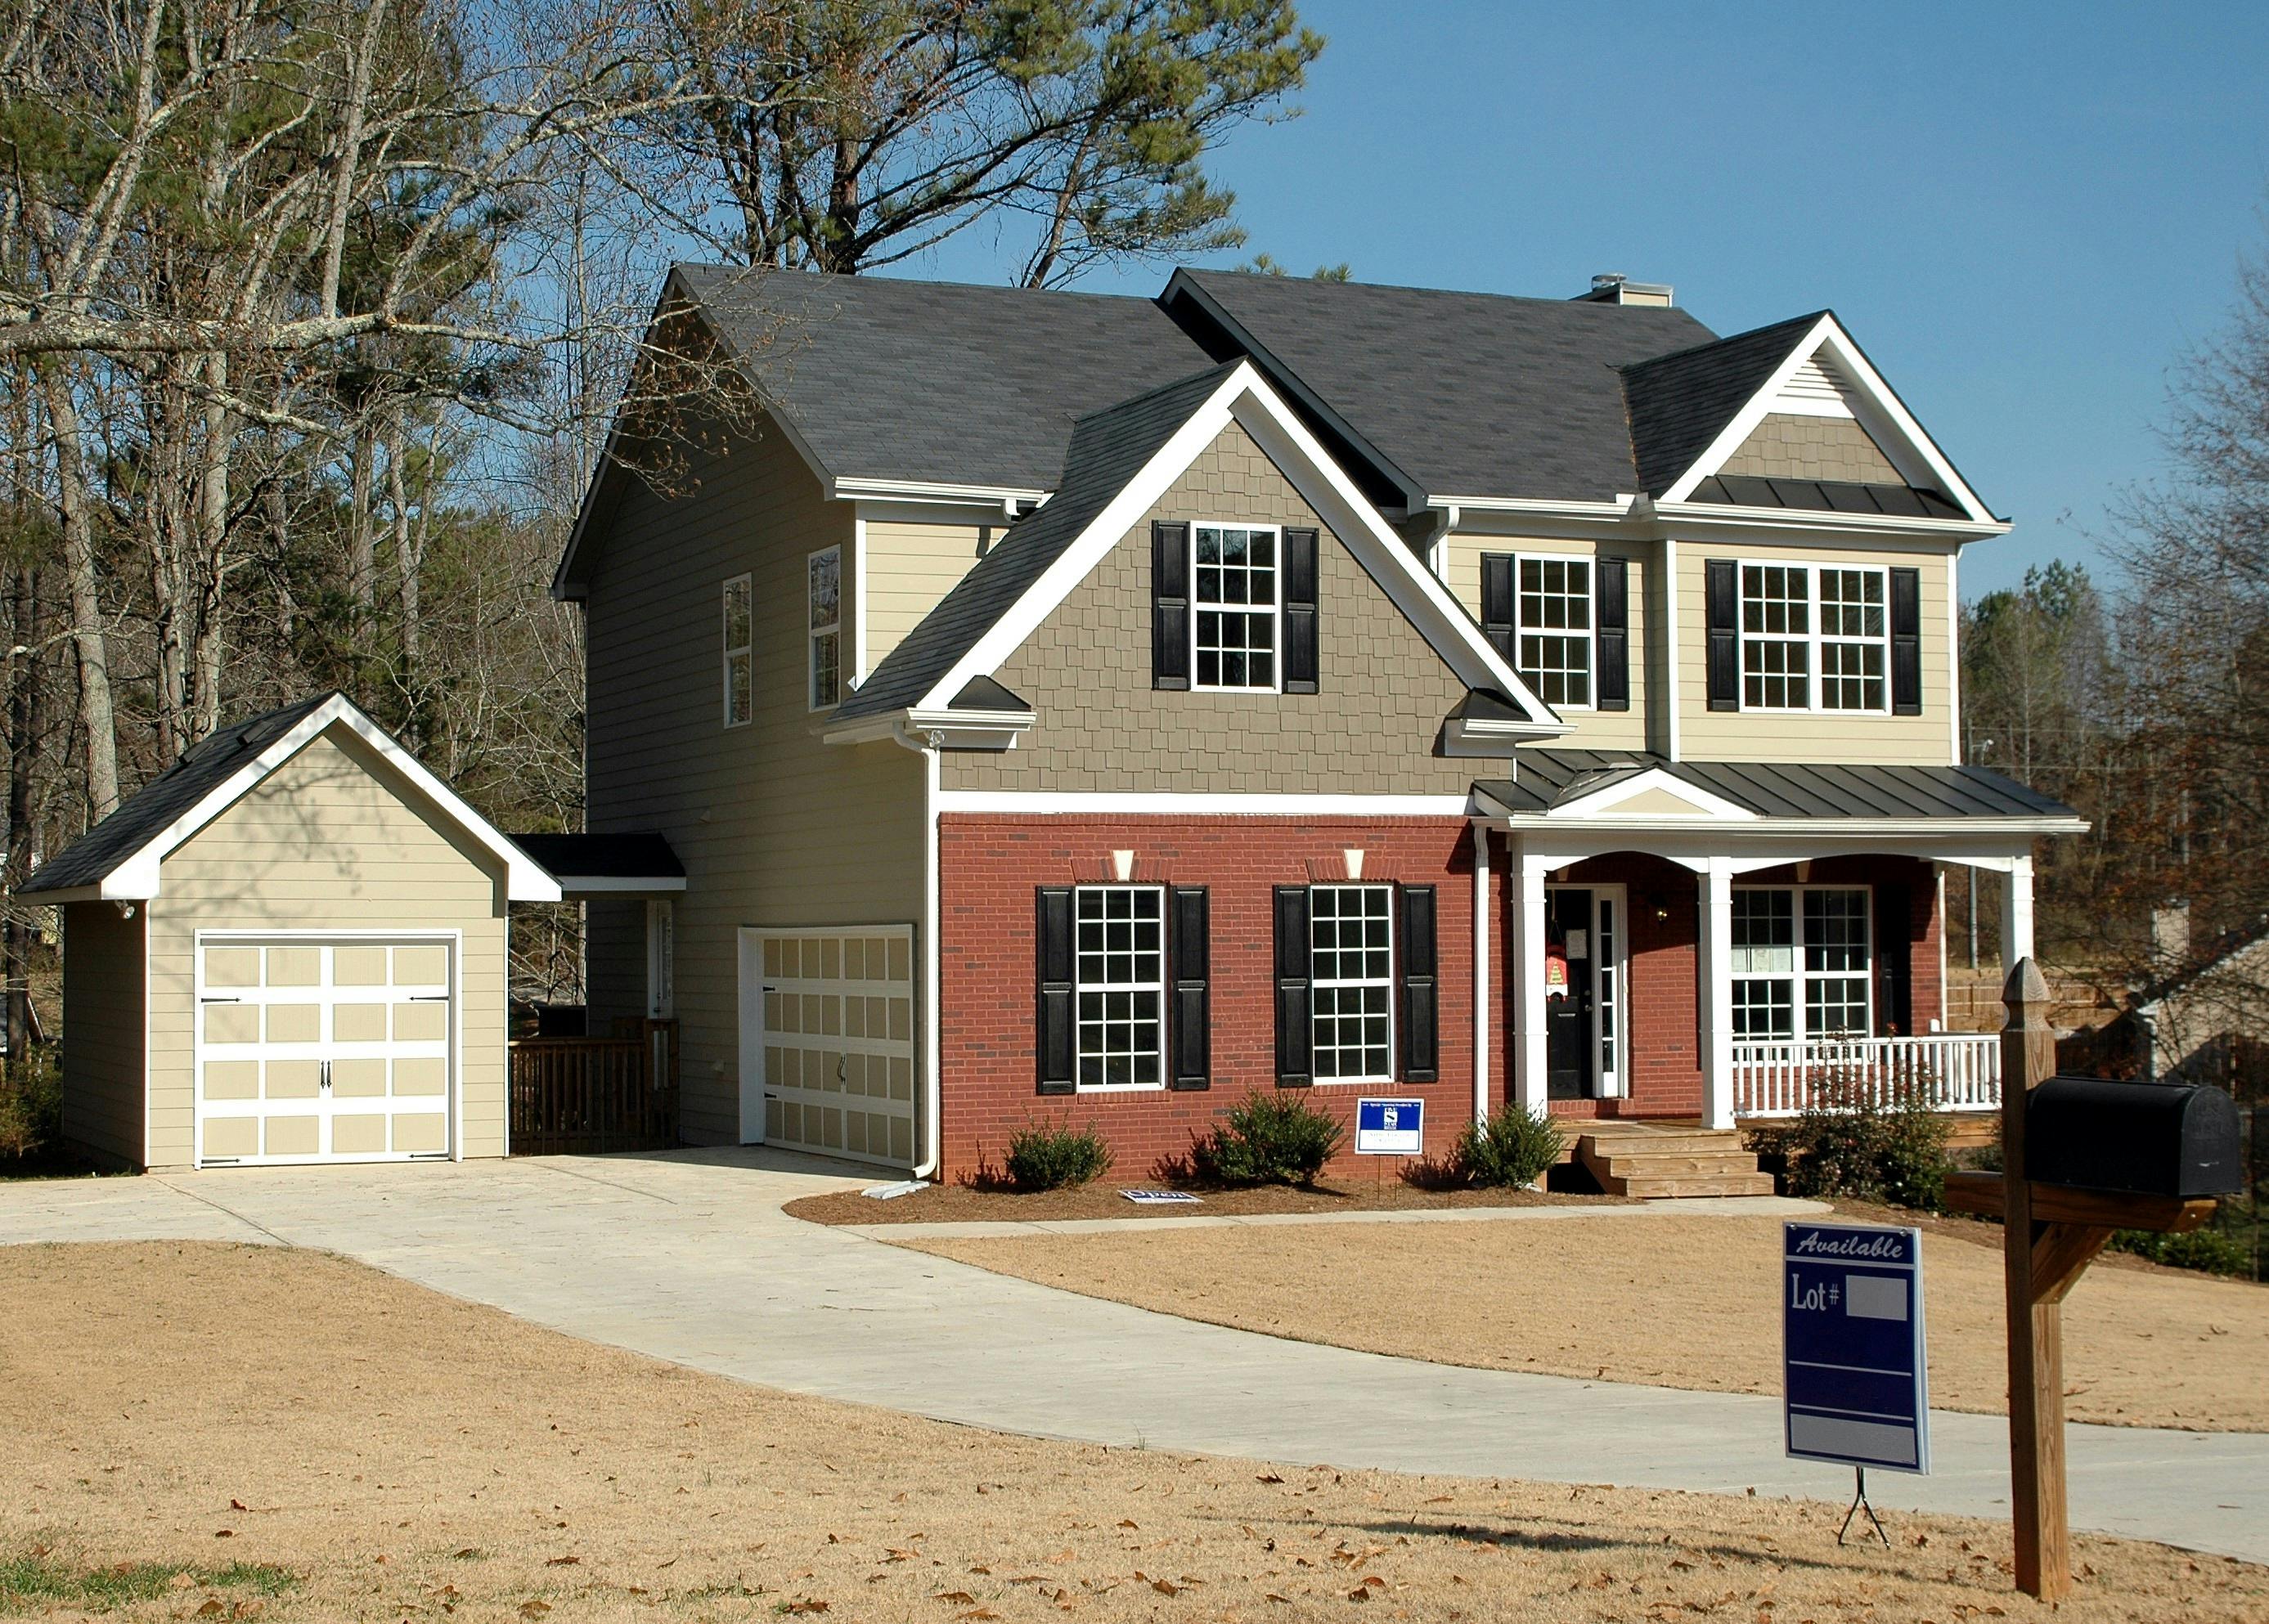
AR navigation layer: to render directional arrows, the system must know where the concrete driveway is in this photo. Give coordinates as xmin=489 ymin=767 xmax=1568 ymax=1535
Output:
xmin=3 ymin=1148 xmax=2263 ymax=1564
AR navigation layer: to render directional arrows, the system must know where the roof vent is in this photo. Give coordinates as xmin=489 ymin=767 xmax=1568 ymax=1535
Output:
xmin=1577 ymin=272 xmax=1674 ymax=308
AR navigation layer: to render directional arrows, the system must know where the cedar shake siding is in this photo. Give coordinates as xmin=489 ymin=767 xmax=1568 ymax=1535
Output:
xmin=945 ymin=419 xmax=1489 ymax=796
xmin=580 ymin=410 xmax=926 ymax=1143
xmin=1721 ymin=413 xmax=1906 ymax=486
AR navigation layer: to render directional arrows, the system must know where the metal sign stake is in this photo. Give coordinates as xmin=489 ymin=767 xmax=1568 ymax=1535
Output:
xmin=1836 ymin=1465 xmax=1890 ymax=1548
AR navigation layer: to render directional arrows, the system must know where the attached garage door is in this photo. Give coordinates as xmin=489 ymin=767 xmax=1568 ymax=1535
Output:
xmin=749 ymin=926 xmax=914 ymax=1166
xmin=195 ymin=935 xmax=454 ymax=1166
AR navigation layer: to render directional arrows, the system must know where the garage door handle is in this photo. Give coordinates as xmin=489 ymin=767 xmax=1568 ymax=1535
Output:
xmin=321 ymin=1060 xmax=332 ymax=1092
xmin=409 ymin=994 xmax=449 ymax=1002
xmin=200 ymin=995 xmax=240 ymax=1003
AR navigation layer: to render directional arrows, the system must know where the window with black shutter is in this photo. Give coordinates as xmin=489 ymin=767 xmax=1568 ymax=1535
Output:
xmin=1152 ymin=521 xmax=1189 ymax=690
xmin=1282 ymin=527 xmax=1319 ymax=693
xmin=1167 ymin=886 xmax=1211 ymax=1090
xmin=1274 ymin=886 xmax=1313 ymax=1087
xmin=1705 ymin=557 xmax=1740 ymax=711
xmin=1480 ymin=554 xmax=1515 ymax=661
xmin=1889 ymin=566 xmax=1922 ymax=716
xmin=1398 ymin=886 xmax=1438 ymax=1083
xmin=1035 ymin=887 xmax=1076 ymax=1093
xmin=1596 ymin=555 xmax=1630 ymax=711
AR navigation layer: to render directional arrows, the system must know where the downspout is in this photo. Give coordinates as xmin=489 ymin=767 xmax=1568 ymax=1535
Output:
xmin=1418 ymin=504 xmax=1460 ymax=582
xmin=892 ymin=721 xmax=945 ymax=1179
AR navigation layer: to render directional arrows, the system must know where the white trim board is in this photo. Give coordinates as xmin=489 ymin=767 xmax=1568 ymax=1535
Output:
xmin=937 ymin=791 xmax=1476 ymax=817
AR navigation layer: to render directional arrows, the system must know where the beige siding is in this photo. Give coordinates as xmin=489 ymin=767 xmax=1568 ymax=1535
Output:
xmin=1440 ymin=532 xmax=1651 ymax=751
xmin=1720 ymin=414 xmax=1903 ymax=486
xmin=60 ymin=901 xmax=146 ymax=1168
xmin=144 ymin=726 xmax=511 ymax=1168
xmin=1676 ymin=544 xmax=1956 ymax=764
xmin=864 ymin=519 xmax=991 ymax=677
xmin=947 ymin=419 xmax=1487 ymax=796
xmin=582 ymin=411 xmax=926 ymax=1144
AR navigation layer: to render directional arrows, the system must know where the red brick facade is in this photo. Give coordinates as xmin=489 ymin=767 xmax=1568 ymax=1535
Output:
xmin=937 ymin=816 xmax=1944 ymax=1179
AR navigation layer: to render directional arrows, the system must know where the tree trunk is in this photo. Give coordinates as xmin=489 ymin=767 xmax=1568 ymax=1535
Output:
xmin=38 ymin=368 xmax=119 ymax=820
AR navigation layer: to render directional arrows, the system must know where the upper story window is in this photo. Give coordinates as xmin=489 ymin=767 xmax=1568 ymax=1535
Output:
xmin=1193 ymin=524 xmax=1278 ymax=691
xmin=721 ymin=574 xmax=753 ymax=728
xmin=1739 ymin=563 xmax=1887 ymax=713
xmin=1075 ymin=886 xmax=1164 ymax=1090
xmin=1517 ymin=556 xmax=1592 ymax=708
xmin=807 ymin=546 xmax=841 ymax=710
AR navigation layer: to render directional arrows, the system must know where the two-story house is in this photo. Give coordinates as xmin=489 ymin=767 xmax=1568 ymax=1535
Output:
xmin=555 ymin=267 xmax=2083 ymax=1185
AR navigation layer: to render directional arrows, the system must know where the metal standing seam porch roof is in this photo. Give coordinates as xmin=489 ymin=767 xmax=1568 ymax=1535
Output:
xmin=1471 ymin=751 xmax=2084 ymax=826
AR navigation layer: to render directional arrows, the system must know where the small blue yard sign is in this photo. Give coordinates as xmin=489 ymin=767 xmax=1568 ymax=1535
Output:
xmin=1355 ymin=1097 xmax=1423 ymax=1156
xmin=1783 ymin=1221 xmax=1930 ymax=1474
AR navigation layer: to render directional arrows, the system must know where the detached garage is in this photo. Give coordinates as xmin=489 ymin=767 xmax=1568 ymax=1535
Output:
xmin=23 ymin=693 xmax=560 ymax=1171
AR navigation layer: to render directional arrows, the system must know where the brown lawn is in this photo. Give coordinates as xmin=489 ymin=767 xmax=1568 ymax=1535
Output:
xmin=2 ymin=1241 xmax=2262 ymax=1622
xmin=892 ymin=1209 xmax=2269 ymax=1432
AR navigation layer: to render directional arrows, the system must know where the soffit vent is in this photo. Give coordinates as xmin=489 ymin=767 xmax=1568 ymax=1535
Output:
xmin=1770 ymin=352 xmax=1858 ymax=419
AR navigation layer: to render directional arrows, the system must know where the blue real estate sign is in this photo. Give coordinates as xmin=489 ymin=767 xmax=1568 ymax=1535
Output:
xmin=1783 ymin=1221 xmax=1930 ymax=1474
xmin=1354 ymin=1098 xmax=1423 ymax=1155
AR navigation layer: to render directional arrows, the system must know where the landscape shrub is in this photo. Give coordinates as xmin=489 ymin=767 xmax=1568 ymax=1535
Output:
xmin=0 ymin=1048 xmax=61 ymax=1162
xmin=1453 ymin=1104 xmax=1565 ymax=1188
xmin=1002 ymin=1119 xmax=1112 ymax=1191
xmin=1189 ymin=1093 xmax=1344 ymax=1187
xmin=1746 ymin=1078 xmax=1951 ymax=1211
xmin=2107 ymin=1227 xmax=2250 ymax=1277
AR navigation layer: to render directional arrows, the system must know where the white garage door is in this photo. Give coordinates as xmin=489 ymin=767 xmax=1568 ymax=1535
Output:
xmin=195 ymin=935 xmax=455 ymax=1166
xmin=745 ymin=926 xmax=914 ymax=1167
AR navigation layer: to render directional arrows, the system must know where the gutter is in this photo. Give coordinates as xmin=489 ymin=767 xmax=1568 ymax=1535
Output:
xmin=892 ymin=721 xmax=946 ymax=1180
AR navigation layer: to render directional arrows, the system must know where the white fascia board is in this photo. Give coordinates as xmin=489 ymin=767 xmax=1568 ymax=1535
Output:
xmin=24 ymin=884 xmax=107 ymax=904
xmin=88 ymin=696 xmax=563 ymax=904
xmin=1487 ymin=812 xmax=2088 ymax=839
xmin=1427 ymin=494 xmax=1638 ymax=521
xmin=832 ymin=476 xmax=1047 ymax=512
xmin=1648 ymin=501 xmax=2007 ymax=545
xmin=1548 ymin=767 xmax=1757 ymax=823
xmin=937 ymin=790 xmax=1479 ymax=816
xmin=824 ymin=708 xmax=1036 ymax=749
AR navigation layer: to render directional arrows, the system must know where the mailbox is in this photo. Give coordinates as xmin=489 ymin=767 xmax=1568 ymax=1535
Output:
xmin=2024 ymin=1076 xmax=2244 ymax=1199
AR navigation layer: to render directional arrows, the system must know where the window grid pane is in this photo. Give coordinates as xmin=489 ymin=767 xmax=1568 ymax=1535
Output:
xmin=1516 ymin=557 xmax=1592 ymax=707
xmin=1075 ymin=887 xmax=1164 ymax=1089
xmin=1732 ymin=888 xmax=1873 ymax=1046
xmin=1818 ymin=569 xmax=1887 ymax=711
xmin=1311 ymin=886 xmax=1392 ymax=1080
xmin=1741 ymin=564 xmax=1810 ymax=709
xmin=1193 ymin=526 xmax=1278 ymax=689
xmin=809 ymin=550 xmax=842 ymax=708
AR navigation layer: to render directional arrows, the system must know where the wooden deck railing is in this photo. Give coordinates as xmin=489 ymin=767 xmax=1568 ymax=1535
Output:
xmin=510 ymin=1018 xmax=680 ymax=1155
xmin=1732 ymin=1032 xmax=2002 ymax=1119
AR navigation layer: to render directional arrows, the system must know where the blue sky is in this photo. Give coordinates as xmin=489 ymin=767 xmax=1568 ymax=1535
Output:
xmin=914 ymin=1 xmax=2269 ymax=600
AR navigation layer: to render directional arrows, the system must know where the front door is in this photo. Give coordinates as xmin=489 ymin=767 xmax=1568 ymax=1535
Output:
xmin=1545 ymin=889 xmax=1594 ymax=1098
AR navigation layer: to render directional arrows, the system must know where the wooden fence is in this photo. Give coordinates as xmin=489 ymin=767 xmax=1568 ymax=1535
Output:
xmin=509 ymin=1018 xmax=679 ymax=1155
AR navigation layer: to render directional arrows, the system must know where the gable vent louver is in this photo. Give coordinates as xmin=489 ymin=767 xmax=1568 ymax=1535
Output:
xmin=1771 ymin=353 xmax=1858 ymax=419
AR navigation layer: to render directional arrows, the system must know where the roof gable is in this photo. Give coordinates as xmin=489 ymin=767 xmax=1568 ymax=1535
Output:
xmin=25 ymin=694 xmax=560 ymax=903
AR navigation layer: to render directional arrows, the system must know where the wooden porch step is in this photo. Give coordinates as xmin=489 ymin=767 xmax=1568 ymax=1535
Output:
xmin=1612 ymin=1171 xmax=1779 ymax=1200
xmin=1574 ymin=1128 xmax=1776 ymax=1200
xmin=1591 ymin=1151 xmax=1763 ymax=1180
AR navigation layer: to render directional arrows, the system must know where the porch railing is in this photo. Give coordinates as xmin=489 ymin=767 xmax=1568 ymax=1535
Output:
xmin=1732 ymin=1032 xmax=2002 ymax=1119
xmin=510 ymin=1017 xmax=680 ymax=1155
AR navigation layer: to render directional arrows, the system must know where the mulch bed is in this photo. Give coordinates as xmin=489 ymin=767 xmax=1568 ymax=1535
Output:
xmin=785 ymin=1176 xmax=1637 ymax=1226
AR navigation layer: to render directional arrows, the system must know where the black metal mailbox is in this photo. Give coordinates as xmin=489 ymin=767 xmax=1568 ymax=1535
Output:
xmin=2024 ymin=1076 xmax=2243 ymax=1199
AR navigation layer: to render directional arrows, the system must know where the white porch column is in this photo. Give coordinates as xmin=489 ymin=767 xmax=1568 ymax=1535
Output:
xmin=1471 ymin=823 xmax=1492 ymax=1125
xmin=1698 ymin=855 xmax=1737 ymax=1130
xmin=2001 ymin=852 xmax=2036 ymax=969
xmin=1509 ymin=846 xmax=1549 ymax=1114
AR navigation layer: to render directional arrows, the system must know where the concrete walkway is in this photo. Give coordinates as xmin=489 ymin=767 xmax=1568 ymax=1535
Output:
xmin=844 ymin=1191 xmax=1831 ymax=1238
xmin=2 ymin=1150 xmax=2263 ymax=1564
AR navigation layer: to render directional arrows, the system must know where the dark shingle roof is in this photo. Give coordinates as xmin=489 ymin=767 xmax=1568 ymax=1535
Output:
xmin=1474 ymin=751 xmax=2080 ymax=823
xmin=507 ymin=832 xmax=683 ymax=882
xmin=23 ymin=693 xmax=337 ymax=894
xmin=1162 ymin=270 xmax=1718 ymax=503
xmin=676 ymin=265 xmax=1211 ymax=492
xmin=1619 ymin=313 xmax=1822 ymax=496
xmin=834 ymin=362 xmax=1242 ymax=721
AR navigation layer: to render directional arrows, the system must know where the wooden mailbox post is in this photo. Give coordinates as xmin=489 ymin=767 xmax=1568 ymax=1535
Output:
xmin=1943 ymin=958 xmax=2238 ymax=1601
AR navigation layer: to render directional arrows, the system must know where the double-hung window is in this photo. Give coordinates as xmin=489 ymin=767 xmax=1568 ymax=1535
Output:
xmin=1731 ymin=886 xmax=1872 ymax=1043
xmin=721 ymin=574 xmax=753 ymax=727
xmin=1074 ymin=886 xmax=1164 ymax=1089
xmin=1516 ymin=556 xmax=1592 ymax=707
xmin=807 ymin=546 xmax=841 ymax=710
xmin=1192 ymin=523 xmax=1278 ymax=690
xmin=1739 ymin=563 xmax=1889 ymax=712
xmin=1310 ymin=884 xmax=1393 ymax=1081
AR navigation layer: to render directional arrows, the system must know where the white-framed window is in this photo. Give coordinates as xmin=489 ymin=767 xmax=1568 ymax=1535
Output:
xmin=1074 ymin=886 xmax=1165 ymax=1090
xmin=1516 ymin=555 xmax=1592 ymax=708
xmin=1740 ymin=563 xmax=1889 ymax=713
xmin=807 ymin=546 xmax=841 ymax=710
xmin=1311 ymin=883 xmax=1393 ymax=1082
xmin=721 ymin=574 xmax=753 ymax=727
xmin=1731 ymin=886 xmax=1872 ymax=1043
xmin=1192 ymin=523 xmax=1279 ymax=691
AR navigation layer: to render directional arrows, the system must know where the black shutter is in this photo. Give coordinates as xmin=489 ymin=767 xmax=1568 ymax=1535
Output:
xmin=1705 ymin=558 xmax=1740 ymax=711
xmin=1274 ymin=886 xmax=1312 ymax=1087
xmin=1874 ymin=882 xmax=1912 ymax=1037
xmin=1282 ymin=527 xmax=1319 ymax=694
xmin=1480 ymin=554 xmax=1515 ymax=660
xmin=1595 ymin=555 xmax=1629 ymax=711
xmin=1036 ymin=887 xmax=1076 ymax=1093
xmin=1167 ymin=886 xmax=1211 ymax=1090
xmin=1889 ymin=566 xmax=1922 ymax=716
xmin=1152 ymin=521 xmax=1189 ymax=691
xmin=1398 ymin=885 xmax=1439 ymax=1083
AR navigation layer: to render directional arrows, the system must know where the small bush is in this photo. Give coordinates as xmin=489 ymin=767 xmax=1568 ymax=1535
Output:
xmin=1746 ymin=1077 xmax=1951 ymax=1211
xmin=1454 ymin=1105 xmax=1565 ymax=1188
xmin=1002 ymin=1119 xmax=1112 ymax=1191
xmin=2108 ymin=1227 xmax=2250 ymax=1277
xmin=0 ymin=1047 xmax=62 ymax=1161
xmin=1190 ymin=1092 xmax=1344 ymax=1187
